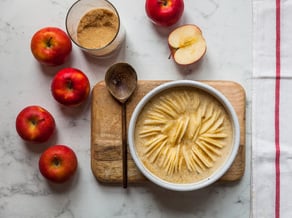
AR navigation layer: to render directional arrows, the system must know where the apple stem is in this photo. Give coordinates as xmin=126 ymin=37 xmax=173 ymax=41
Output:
xmin=47 ymin=37 xmax=53 ymax=47
xmin=31 ymin=119 xmax=37 ymax=125
xmin=168 ymin=48 xmax=179 ymax=60
xmin=66 ymin=79 xmax=73 ymax=90
xmin=53 ymin=155 xmax=60 ymax=166
xmin=31 ymin=118 xmax=45 ymax=126
xmin=158 ymin=0 xmax=168 ymax=6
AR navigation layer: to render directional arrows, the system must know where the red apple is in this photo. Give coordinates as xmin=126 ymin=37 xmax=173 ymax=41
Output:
xmin=51 ymin=68 xmax=90 ymax=107
xmin=145 ymin=0 xmax=184 ymax=26
xmin=39 ymin=145 xmax=78 ymax=183
xmin=31 ymin=27 xmax=72 ymax=66
xmin=168 ymin=24 xmax=207 ymax=65
xmin=16 ymin=105 xmax=56 ymax=143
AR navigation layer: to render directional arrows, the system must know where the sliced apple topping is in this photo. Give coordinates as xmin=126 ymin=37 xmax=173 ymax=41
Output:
xmin=168 ymin=24 xmax=207 ymax=65
xmin=139 ymin=88 xmax=229 ymax=176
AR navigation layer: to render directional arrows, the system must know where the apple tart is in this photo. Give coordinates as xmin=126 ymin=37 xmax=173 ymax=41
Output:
xmin=134 ymin=87 xmax=234 ymax=184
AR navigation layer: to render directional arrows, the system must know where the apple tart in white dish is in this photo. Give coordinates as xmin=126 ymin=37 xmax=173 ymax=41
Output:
xmin=128 ymin=80 xmax=240 ymax=191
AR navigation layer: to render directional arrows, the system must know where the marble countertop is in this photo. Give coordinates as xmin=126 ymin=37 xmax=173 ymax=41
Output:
xmin=0 ymin=0 xmax=252 ymax=217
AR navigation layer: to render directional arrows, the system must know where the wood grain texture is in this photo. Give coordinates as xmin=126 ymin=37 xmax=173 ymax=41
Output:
xmin=91 ymin=80 xmax=246 ymax=184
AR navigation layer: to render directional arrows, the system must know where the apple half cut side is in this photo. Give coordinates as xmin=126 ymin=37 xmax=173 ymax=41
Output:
xmin=168 ymin=24 xmax=207 ymax=65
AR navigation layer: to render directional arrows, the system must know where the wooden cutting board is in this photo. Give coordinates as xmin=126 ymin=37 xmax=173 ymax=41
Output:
xmin=91 ymin=80 xmax=246 ymax=184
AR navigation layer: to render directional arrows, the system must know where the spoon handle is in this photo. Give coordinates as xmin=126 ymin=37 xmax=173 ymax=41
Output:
xmin=121 ymin=103 xmax=128 ymax=188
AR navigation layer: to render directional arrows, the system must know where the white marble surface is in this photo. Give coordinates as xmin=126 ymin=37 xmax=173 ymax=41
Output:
xmin=0 ymin=0 xmax=252 ymax=217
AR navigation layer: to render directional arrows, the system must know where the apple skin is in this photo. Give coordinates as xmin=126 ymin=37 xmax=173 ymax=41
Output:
xmin=16 ymin=105 xmax=56 ymax=143
xmin=31 ymin=27 xmax=72 ymax=66
xmin=145 ymin=0 xmax=184 ymax=26
xmin=51 ymin=68 xmax=90 ymax=107
xmin=39 ymin=145 xmax=78 ymax=183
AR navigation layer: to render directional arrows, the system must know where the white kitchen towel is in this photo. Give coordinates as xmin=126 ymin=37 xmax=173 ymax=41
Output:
xmin=252 ymin=0 xmax=292 ymax=217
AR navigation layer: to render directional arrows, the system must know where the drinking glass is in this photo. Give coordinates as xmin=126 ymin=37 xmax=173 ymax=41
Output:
xmin=66 ymin=0 xmax=125 ymax=57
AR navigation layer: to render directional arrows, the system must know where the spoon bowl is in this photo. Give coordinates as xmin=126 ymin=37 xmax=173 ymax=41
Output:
xmin=105 ymin=63 xmax=137 ymax=103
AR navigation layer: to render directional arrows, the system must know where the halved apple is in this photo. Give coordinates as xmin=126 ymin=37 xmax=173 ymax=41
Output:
xmin=168 ymin=24 xmax=207 ymax=65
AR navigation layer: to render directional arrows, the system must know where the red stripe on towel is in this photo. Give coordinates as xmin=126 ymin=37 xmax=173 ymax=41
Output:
xmin=275 ymin=0 xmax=281 ymax=217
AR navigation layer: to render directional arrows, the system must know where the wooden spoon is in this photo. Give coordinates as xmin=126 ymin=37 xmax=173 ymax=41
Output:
xmin=105 ymin=63 xmax=137 ymax=188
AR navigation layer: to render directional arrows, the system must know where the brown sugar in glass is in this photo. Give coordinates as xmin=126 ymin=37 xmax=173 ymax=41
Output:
xmin=66 ymin=0 xmax=125 ymax=58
